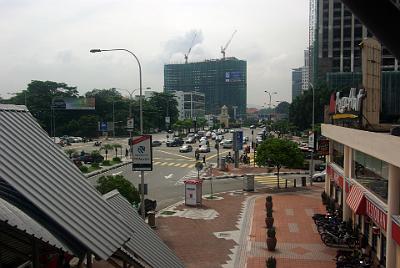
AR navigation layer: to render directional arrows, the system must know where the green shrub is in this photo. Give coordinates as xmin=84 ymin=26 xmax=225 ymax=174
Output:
xmin=91 ymin=150 xmax=104 ymax=163
xmin=91 ymin=162 xmax=100 ymax=168
xmin=267 ymin=227 xmax=276 ymax=238
xmin=96 ymin=175 xmax=140 ymax=205
xmin=102 ymin=160 xmax=111 ymax=166
xmin=112 ymin=157 xmax=121 ymax=162
xmin=79 ymin=165 xmax=89 ymax=173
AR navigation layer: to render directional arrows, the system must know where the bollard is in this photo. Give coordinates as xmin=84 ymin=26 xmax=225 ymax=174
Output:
xmin=294 ymin=179 xmax=296 ymax=188
xmin=301 ymin=176 xmax=306 ymax=187
xmin=147 ymin=211 xmax=156 ymax=228
xmin=285 ymin=179 xmax=288 ymax=188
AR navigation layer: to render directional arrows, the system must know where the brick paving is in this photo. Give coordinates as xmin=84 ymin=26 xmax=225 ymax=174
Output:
xmin=155 ymin=185 xmax=337 ymax=268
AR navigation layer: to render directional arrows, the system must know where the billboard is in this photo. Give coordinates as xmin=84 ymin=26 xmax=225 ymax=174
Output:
xmin=52 ymin=97 xmax=95 ymax=110
xmin=225 ymin=71 xmax=242 ymax=82
xmin=130 ymin=135 xmax=153 ymax=171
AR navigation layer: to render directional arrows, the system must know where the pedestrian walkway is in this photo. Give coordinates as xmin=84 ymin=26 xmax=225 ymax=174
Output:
xmin=254 ymin=175 xmax=286 ymax=187
xmin=156 ymin=187 xmax=336 ymax=268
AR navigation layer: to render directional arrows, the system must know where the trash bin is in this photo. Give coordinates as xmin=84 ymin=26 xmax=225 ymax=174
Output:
xmin=301 ymin=176 xmax=307 ymax=186
xmin=220 ymin=157 xmax=226 ymax=171
xmin=184 ymin=179 xmax=203 ymax=206
xmin=243 ymin=175 xmax=255 ymax=191
xmin=147 ymin=211 xmax=156 ymax=228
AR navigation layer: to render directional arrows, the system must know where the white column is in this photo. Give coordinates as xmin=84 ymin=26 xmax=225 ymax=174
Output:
xmin=325 ymin=139 xmax=334 ymax=194
xmin=342 ymin=145 xmax=351 ymax=221
xmin=386 ymin=164 xmax=400 ymax=268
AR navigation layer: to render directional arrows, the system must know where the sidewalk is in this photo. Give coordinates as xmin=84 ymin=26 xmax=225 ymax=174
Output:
xmin=156 ymin=186 xmax=336 ymax=268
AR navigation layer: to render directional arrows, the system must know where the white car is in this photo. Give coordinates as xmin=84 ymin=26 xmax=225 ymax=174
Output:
xmin=200 ymin=136 xmax=207 ymax=142
xmin=312 ymin=170 xmax=326 ymax=182
xmin=221 ymin=139 xmax=233 ymax=149
xmin=198 ymin=145 xmax=210 ymax=153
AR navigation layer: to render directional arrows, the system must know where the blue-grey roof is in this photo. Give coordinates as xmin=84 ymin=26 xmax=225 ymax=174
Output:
xmin=103 ymin=190 xmax=184 ymax=268
xmin=0 ymin=104 xmax=133 ymax=259
xmin=0 ymin=196 xmax=70 ymax=252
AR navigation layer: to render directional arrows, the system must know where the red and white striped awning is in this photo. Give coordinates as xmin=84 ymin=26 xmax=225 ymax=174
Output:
xmin=346 ymin=184 xmax=366 ymax=214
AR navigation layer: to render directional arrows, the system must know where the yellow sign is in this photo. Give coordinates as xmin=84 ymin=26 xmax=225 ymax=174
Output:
xmin=332 ymin=114 xmax=358 ymax=119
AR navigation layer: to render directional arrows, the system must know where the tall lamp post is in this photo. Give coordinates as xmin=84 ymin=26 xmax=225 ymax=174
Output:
xmin=118 ymin=88 xmax=139 ymax=138
xmin=264 ymin=90 xmax=277 ymax=122
xmin=90 ymin=48 xmax=146 ymax=219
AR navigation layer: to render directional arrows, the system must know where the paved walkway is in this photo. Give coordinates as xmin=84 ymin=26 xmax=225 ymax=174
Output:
xmin=156 ymin=186 xmax=336 ymax=268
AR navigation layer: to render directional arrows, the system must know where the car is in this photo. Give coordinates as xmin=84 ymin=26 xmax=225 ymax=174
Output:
xmin=200 ymin=136 xmax=207 ymax=142
xmin=186 ymin=137 xmax=196 ymax=144
xmin=216 ymin=135 xmax=224 ymax=142
xmin=250 ymin=125 xmax=256 ymax=129
xmin=152 ymin=140 xmax=162 ymax=147
xmin=179 ymin=145 xmax=193 ymax=153
xmin=312 ymin=170 xmax=326 ymax=182
xmin=222 ymin=139 xmax=233 ymax=149
xmin=211 ymin=133 xmax=217 ymax=140
xmin=198 ymin=145 xmax=210 ymax=153
xmin=166 ymin=138 xmax=184 ymax=147
xmin=229 ymin=129 xmax=235 ymax=133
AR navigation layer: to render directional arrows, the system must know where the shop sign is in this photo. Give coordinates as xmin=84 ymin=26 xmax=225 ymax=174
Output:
xmin=329 ymin=88 xmax=366 ymax=120
xmin=327 ymin=164 xmax=343 ymax=189
xmin=317 ymin=139 xmax=329 ymax=155
xmin=366 ymin=198 xmax=387 ymax=231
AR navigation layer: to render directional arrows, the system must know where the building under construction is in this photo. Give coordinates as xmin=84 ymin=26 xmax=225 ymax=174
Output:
xmin=164 ymin=57 xmax=247 ymax=118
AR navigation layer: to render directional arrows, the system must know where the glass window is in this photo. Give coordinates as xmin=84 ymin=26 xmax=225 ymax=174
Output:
xmin=332 ymin=141 xmax=344 ymax=167
xmin=353 ymin=150 xmax=388 ymax=202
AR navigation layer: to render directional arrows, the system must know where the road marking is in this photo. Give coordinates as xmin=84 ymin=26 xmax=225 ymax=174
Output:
xmin=174 ymin=163 xmax=182 ymax=167
xmin=180 ymin=163 xmax=188 ymax=168
xmin=160 ymin=162 xmax=168 ymax=166
xmin=164 ymin=174 xmax=174 ymax=179
xmin=168 ymin=162 xmax=175 ymax=166
xmin=153 ymin=162 xmax=161 ymax=165
xmin=112 ymin=171 xmax=122 ymax=176
xmin=254 ymin=175 xmax=286 ymax=187
xmin=157 ymin=149 xmax=193 ymax=160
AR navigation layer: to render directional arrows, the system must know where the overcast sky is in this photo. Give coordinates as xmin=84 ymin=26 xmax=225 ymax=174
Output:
xmin=0 ymin=0 xmax=309 ymax=107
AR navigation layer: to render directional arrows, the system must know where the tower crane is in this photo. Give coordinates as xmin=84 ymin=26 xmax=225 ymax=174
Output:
xmin=184 ymin=32 xmax=197 ymax=64
xmin=221 ymin=30 xmax=237 ymax=59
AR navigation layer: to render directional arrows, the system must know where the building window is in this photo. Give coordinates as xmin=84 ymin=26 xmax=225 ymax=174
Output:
xmin=353 ymin=150 xmax=388 ymax=202
xmin=332 ymin=141 xmax=344 ymax=167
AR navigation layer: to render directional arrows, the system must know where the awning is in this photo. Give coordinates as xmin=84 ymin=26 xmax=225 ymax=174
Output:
xmin=346 ymin=185 xmax=366 ymax=214
xmin=392 ymin=215 xmax=400 ymax=246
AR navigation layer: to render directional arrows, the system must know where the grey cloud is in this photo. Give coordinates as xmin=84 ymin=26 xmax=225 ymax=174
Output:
xmin=162 ymin=30 xmax=204 ymax=62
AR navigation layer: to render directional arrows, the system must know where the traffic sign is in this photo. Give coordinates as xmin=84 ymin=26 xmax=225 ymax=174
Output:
xmin=127 ymin=118 xmax=134 ymax=130
xmin=99 ymin=121 xmax=107 ymax=132
xmin=130 ymin=135 xmax=153 ymax=171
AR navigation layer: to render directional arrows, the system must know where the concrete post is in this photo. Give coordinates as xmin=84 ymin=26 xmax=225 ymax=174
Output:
xmin=325 ymin=140 xmax=334 ymax=194
xmin=342 ymin=145 xmax=351 ymax=221
xmin=386 ymin=164 xmax=400 ymax=268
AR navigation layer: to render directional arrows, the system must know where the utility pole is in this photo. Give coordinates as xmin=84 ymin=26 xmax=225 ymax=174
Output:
xmin=309 ymin=83 xmax=315 ymax=186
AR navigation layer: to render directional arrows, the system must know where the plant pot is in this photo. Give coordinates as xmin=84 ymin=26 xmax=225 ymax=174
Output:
xmin=267 ymin=237 xmax=277 ymax=251
xmin=265 ymin=217 xmax=274 ymax=228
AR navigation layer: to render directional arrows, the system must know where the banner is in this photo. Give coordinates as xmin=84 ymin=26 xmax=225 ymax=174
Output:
xmin=130 ymin=135 xmax=153 ymax=171
xmin=52 ymin=98 xmax=95 ymax=110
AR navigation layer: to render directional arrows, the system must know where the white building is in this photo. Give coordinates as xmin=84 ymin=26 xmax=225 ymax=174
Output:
xmin=171 ymin=91 xmax=205 ymax=120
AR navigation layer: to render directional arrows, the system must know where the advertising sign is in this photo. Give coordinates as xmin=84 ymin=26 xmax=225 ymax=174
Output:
xmin=98 ymin=121 xmax=108 ymax=132
xmin=225 ymin=71 xmax=242 ymax=82
xmin=165 ymin=116 xmax=170 ymax=124
xmin=131 ymin=135 xmax=153 ymax=171
xmin=52 ymin=98 xmax=95 ymax=110
xmin=366 ymin=198 xmax=387 ymax=231
xmin=308 ymin=132 xmax=315 ymax=149
xmin=318 ymin=139 xmax=329 ymax=155
xmin=329 ymin=88 xmax=366 ymax=119
xmin=233 ymin=130 xmax=243 ymax=151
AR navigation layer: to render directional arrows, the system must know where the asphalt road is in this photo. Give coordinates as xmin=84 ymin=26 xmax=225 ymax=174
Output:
xmin=66 ymin=128 xmax=266 ymax=210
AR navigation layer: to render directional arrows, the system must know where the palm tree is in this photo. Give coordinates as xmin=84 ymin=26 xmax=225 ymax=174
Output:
xmin=112 ymin=144 xmax=122 ymax=158
xmin=100 ymin=144 xmax=113 ymax=160
xmin=64 ymin=148 xmax=76 ymax=158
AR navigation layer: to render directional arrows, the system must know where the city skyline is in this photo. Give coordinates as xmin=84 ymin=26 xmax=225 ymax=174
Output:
xmin=0 ymin=0 xmax=309 ymax=105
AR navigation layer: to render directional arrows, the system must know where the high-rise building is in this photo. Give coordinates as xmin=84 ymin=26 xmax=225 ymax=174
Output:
xmin=302 ymin=50 xmax=310 ymax=92
xmin=164 ymin=57 xmax=247 ymax=117
xmin=171 ymin=91 xmax=205 ymax=120
xmin=311 ymin=0 xmax=399 ymax=83
xmin=291 ymin=67 xmax=303 ymax=101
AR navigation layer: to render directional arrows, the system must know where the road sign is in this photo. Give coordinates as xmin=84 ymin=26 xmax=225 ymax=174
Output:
xmin=195 ymin=162 xmax=204 ymax=171
xmin=165 ymin=116 xmax=170 ymax=124
xmin=233 ymin=130 xmax=243 ymax=150
xmin=308 ymin=132 xmax=315 ymax=149
xmin=127 ymin=118 xmax=134 ymax=130
xmin=99 ymin=121 xmax=107 ymax=132
xmin=131 ymin=135 xmax=153 ymax=171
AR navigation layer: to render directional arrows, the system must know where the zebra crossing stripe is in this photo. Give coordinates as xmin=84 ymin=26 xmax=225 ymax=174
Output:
xmin=174 ymin=163 xmax=181 ymax=167
xmin=168 ymin=162 xmax=175 ymax=166
xmin=160 ymin=162 xmax=168 ymax=166
xmin=180 ymin=163 xmax=188 ymax=168
xmin=153 ymin=162 xmax=161 ymax=165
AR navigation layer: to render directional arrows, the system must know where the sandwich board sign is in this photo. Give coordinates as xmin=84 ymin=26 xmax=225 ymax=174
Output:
xmin=130 ymin=135 xmax=153 ymax=171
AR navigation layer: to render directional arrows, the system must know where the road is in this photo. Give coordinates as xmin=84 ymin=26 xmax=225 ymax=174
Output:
xmin=66 ymin=128 xmax=311 ymax=210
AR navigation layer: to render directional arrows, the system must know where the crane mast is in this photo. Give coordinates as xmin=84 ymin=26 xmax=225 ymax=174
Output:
xmin=184 ymin=32 xmax=197 ymax=63
xmin=221 ymin=30 xmax=237 ymax=59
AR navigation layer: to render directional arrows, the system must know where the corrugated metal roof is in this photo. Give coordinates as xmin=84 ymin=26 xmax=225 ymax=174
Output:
xmin=103 ymin=190 xmax=184 ymax=268
xmin=0 ymin=105 xmax=134 ymax=259
xmin=0 ymin=197 xmax=70 ymax=252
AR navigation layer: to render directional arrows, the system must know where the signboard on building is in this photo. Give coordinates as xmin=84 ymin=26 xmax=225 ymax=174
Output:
xmin=233 ymin=130 xmax=243 ymax=150
xmin=366 ymin=198 xmax=387 ymax=231
xmin=225 ymin=71 xmax=242 ymax=82
xmin=130 ymin=135 xmax=153 ymax=171
xmin=329 ymin=88 xmax=366 ymax=120
xmin=318 ymin=139 xmax=329 ymax=155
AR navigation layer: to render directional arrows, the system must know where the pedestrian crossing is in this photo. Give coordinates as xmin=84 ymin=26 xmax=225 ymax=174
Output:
xmin=254 ymin=175 xmax=288 ymax=188
xmin=153 ymin=161 xmax=196 ymax=169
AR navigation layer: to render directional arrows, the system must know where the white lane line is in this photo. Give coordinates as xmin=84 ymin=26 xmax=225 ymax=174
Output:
xmin=157 ymin=149 xmax=193 ymax=160
xmin=164 ymin=174 xmax=174 ymax=179
xmin=112 ymin=171 xmax=122 ymax=176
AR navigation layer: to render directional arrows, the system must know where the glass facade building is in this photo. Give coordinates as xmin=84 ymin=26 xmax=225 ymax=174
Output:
xmin=164 ymin=57 xmax=247 ymax=117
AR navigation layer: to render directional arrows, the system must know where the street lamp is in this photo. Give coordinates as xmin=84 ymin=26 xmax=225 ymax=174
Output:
xmin=264 ymin=90 xmax=277 ymax=122
xmin=90 ymin=48 xmax=146 ymax=219
xmin=309 ymin=83 xmax=315 ymax=186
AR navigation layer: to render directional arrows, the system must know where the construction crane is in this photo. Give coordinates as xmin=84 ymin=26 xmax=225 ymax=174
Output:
xmin=221 ymin=30 xmax=237 ymax=59
xmin=184 ymin=32 xmax=197 ymax=64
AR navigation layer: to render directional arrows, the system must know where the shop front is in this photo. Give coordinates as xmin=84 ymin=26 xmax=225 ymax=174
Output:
xmin=327 ymin=163 xmax=345 ymax=208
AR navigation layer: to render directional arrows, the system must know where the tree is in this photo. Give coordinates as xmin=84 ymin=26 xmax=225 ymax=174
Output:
xmin=100 ymin=144 xmax=113 ymax=160
xmin=64 ymin=148 xmax=77 ymax=158
xmin=96 ymin=175 xmax=140 ymax=205
xmin=148 ymin=92 xmax=179 ymax=130
xmin=275 ymin=101 xmax=290 ymax=115
xmin=112 ymin=144 xmax=122 ymax=158
xmin=255 ymin=138 xmax=304 ymax=188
